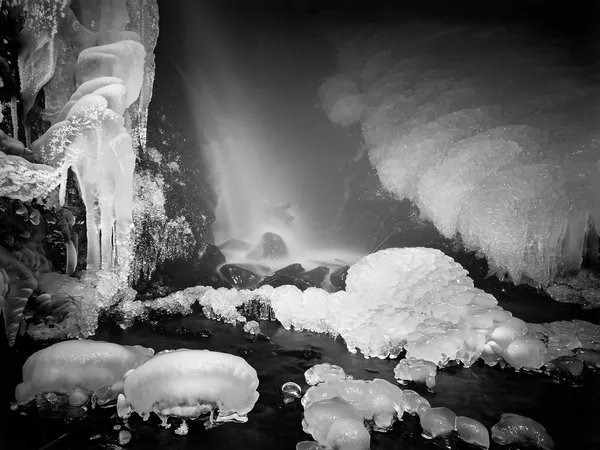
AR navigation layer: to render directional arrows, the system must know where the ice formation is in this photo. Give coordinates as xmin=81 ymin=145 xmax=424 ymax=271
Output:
xmin=299 ymin=364 xmax=493 ymax=450
xmin=14 ymin=340 xmax=154 ymax=406
xmin=301 ymin=378 xmax=404 ymax=432
xmin=399 ymin=389 xmax=430 ymax=417
xmin=491 ymin=413 xmax=555 ymax=450
xmin=318 ymin=23 xmax=600 ymax=287
xmin=116 ymin=247 xmax=600 ymax=375
xmin=17 ymin=0 xmax=71 ymax=126
xmin=0 ymin=153 xmax=61 ymax=201
xmin=15 ymin=0 xmax=159 ymax=282
xmin=393 ymin=358 xmax=437 ymax=391
xmin=31 ymin=43 xmax=145 ymax=279
xmin=116 ymin=349 xmax=260 ymax=430
xmin=420 ymin=407 xmax=457 ymax=439
xmin=455 ymin=416 xmax=490 ymax=450
xmin=302 ymin=397 xmax=371 ymax=450
xmin=305 ymin=363 xmax=352 ymax=386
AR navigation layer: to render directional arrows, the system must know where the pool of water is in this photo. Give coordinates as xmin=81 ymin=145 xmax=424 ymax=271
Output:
xmin=2 ymin=302 xmax=599 ymax=450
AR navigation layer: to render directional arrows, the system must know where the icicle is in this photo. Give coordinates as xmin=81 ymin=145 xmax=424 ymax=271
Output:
xmin=10 ymin=97 xmax=18 ymax=139
xmin=58 ymin=166 xmax=69 ymax=206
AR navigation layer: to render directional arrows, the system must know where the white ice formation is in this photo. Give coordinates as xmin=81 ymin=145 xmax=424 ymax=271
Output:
xmin=299 ymin=364 xmax=492 ymax=450
xmin=116 ymin=349 xmax=260 ymax=431
xmin=318 ymin=23 xmax=600 ymax=287
xmin=115 ymin=247 xmax=600 ymax=376
xmin=14 ymin=340 xmax=154 ymax=406
xmin=15 ymin=0 xmax=158 ymax=281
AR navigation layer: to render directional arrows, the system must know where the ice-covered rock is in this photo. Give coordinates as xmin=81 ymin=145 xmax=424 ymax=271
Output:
xmin=14 ymin=340 xmax=154 ymax=407
xmin=491 ymin=413 xmax=554 ymax=450
xmin=117 ymin=349 xmax=260 ymax=428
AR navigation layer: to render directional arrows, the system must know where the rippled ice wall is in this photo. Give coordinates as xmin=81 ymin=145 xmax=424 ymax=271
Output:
xmin=318 ymin=23 xmax=600 ymax=286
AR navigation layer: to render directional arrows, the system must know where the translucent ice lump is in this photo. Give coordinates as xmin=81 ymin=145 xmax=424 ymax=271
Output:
xmin=491 ymin=413 xmax=555 ymax=450
xmin=420 ymin=407 xmax=457 ymax=439
xmin=455 ymin=416 xmax=490 ymax=450
xmin=302 ymin=397 xmax=370 ymax=450
xmin=302 ymin=378 xmax=403 ymax=432
xmin=318 ymin=24 xmax=600 ymax=287
xmin=117 ymin=349 xmax=260 ymax=429
xmin=14 ymin=340 xmax=154 ymax=407
xmin=305 ymin=363 xmax=353 ymax=386
xmin=299 ymin=364 xmax=492 ymax=450
xmin=393 ymin=358 xmax=437 ymax=391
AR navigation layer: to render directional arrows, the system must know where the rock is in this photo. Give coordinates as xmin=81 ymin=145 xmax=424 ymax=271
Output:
xmin=257 ymin=263 xmax=305 ymax=287
xmin=545 ymin=355 xmax=584 ymax=379
xmin=0 ymin=245 xmax=38 ymax=346
xmin=157 ymin=243 xmax=226 ymax=291
xmin=218 ymin=238 xmax=253 ymax=252
xmin=235 ymin=263 xmax=272 ymax=275
xmin=330 ymin=265 xmax=349 ymax=291
xmin=278 ymin=348 xmax=322 ymax=360
xmin=544 ymin=268 xmax=600 ymax=309
xmin=259 ymin=273 xmax=318 ymax=291
xmin=247 ymin=232 xmax=288 ymax=260
xmin=573 ymin=347 xmax=600 ymax=369
xmin=220 ymin=264 xmax=261 ymax=289
xmin=301 ymin=266 xmax=330 ymax=286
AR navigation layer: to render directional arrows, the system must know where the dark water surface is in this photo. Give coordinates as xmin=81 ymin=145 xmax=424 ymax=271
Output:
xmin=2 ymin=307 xmax=599 ymax=450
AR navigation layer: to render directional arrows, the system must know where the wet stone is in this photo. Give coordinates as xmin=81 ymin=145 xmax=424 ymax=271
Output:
xmin=220 ymin=264 xmax=261 ymax=289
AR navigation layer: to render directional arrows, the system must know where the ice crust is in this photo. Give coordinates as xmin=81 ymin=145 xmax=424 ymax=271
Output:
xmin=318 ymin=24 xmax=600 ymax=287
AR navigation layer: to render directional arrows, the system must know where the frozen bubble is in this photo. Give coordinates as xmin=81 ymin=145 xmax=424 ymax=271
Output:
xmin=282 ymin=381 xmax=302 ymax=403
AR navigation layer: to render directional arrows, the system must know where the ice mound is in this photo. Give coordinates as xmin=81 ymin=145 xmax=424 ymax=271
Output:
xmin=14 ymin=340 xmax=154 ymax=407
xmin=302 ymin=397 xmax=370 ymax=450
xmin=117 ymin=349 xmax=260 ymax=431
xmin=420 ymin=407 xmax=456 ymax=439
xmin=302 ymin=378 xmax=404 ymax=432
xmin=299 ymin=364 xmax=491 ymax=450
xmin=318 ymin=23 xmax=600 ymax=287
xmin=305 ymin=363 xmax=353 ymax=386
xmin=455 ymin=416 xmax=490 ymax=450
xmin=491 ymin=413 xmax=554 ymax=450
xmin=272 ymin=247 xmax=516 ymax=367
xmin=393 ymin=358 xmax=437 ymax=391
